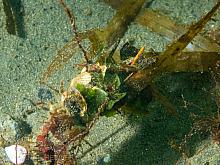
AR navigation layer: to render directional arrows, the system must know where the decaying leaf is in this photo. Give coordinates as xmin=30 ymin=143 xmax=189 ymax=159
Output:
xmin=126 ymin=0 xmax=220 ymax=92
xmin=135 ymin=9 xmax=220 ymax=52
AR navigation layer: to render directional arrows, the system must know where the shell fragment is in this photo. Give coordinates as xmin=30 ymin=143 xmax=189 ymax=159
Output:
xmin=5 ymin=145 xmax=27 ymax=164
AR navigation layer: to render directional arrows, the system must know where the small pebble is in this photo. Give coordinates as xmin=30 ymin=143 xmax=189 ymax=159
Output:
xmin=37 ymin=88 xmax=52 ymax=101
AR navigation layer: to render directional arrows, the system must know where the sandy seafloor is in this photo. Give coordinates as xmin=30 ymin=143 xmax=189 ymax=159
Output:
xmin=1 ymin=0 xmax=220 ymax=164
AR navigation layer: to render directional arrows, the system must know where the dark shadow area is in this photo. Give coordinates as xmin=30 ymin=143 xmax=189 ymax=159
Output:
xmin=3 ymin=0 xmax=26 ymax=38
xmin=109 ymin=72 xmax=216 ymax=165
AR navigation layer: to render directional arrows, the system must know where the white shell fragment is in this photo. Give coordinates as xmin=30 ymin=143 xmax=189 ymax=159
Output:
xmin=5 ymin=145 xmax=27 ymax=164
xmin=70 ymin=71 xmax=92 ymax=87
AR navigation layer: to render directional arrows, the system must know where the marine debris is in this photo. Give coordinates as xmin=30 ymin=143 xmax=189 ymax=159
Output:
xmin=10 ymin=0 xmax=220 ymax=164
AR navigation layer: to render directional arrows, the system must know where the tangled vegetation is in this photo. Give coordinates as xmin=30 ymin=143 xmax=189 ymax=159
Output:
xmin=5 ymin=0 xmax=220 ymax=164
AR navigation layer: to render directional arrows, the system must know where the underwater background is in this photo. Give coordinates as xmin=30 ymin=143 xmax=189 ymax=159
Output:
xmin=0 ymin=0 xmax=220 ymax=164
